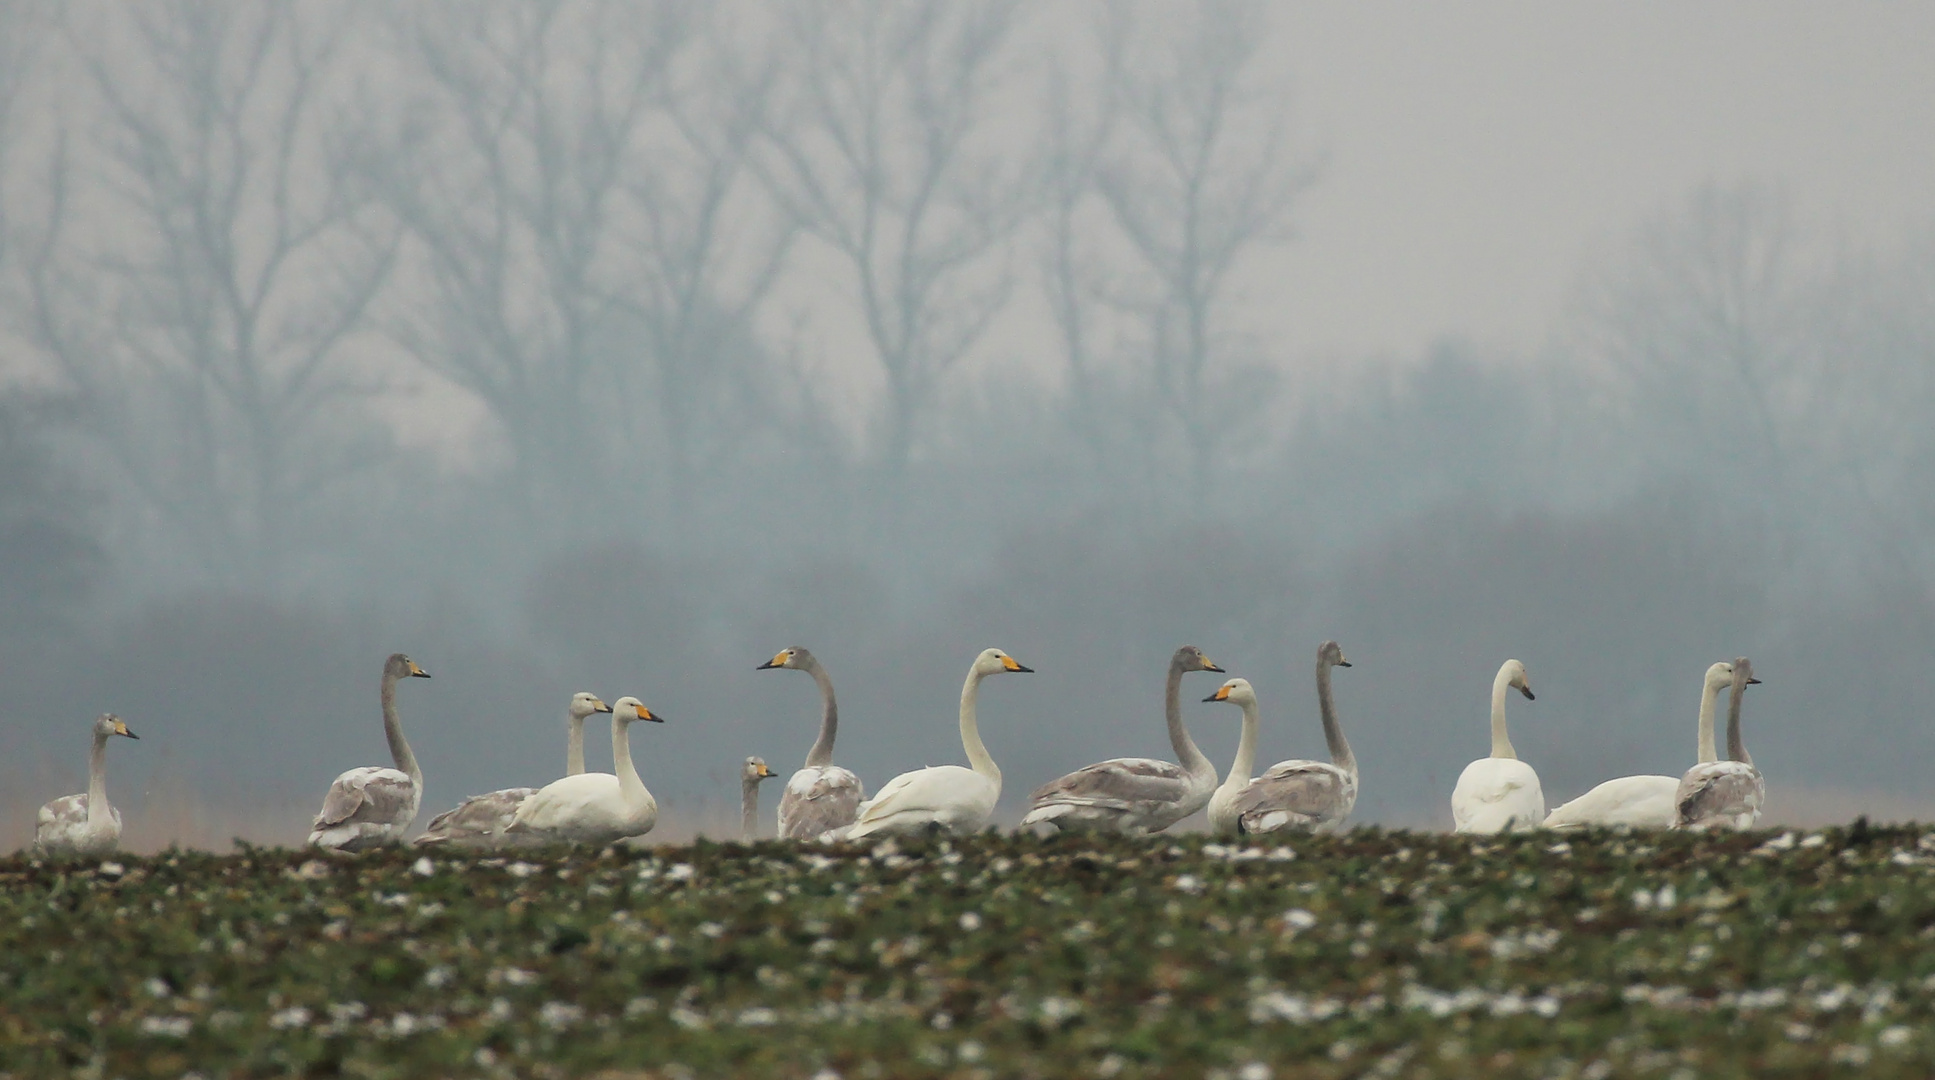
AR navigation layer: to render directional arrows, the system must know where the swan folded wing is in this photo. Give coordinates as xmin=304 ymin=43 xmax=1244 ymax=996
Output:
xmin=779 ymin=766 xmax=865 ymax=840
xmin=1234 ymin=762 xmax=1354 ymax=834
xmin=852 ymin=765 xmax=990 ymax=831
xmin=1676 ymin=763 xmax=1764 ymax=828
xmin=1026 ymin=758 xmax=1196 ymax=814
xmin=1543 ymin=775 xmax=1679 ymax=829
xmin=415 ymin=788 xmax=538 ymax=846
xmin=313 ymin=767 xmax=416 ymax=831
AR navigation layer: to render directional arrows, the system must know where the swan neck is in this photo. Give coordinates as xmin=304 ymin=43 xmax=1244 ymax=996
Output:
xmin=803 ymin=663 xmax=839 ymax=768
xmin=1489 ymin=667 xmax=1517 ymax=760
xmin=960 ymin=668 xmax=1000 ymax=787
xmin=567 ymin=713 xmax=586 ymax=776
xmin=741 ymin=777 xmax=760 ymax=842
xmin=1165 ymin=659 xmax=1214 ymax=781
xmin=86 ymin=729 xmax=110 ymax=826
xmin=1695 ymin=680 xmax=1720 ymax=764
xmin=1223 ymin=699 xmax=1260 ymax=791
xmin=381 ymin=672 xmax=420 ymax=789
xmin=1316 ymin=661 xmax=1355 ymax=774
xmin=612 ymin=715 xmax=649 ymax=807
xmin=1726 ymin=683 xmax=1752 ymax=766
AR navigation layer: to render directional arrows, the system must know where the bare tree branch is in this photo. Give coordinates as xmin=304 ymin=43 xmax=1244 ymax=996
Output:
xmin=753 ymin=0 xmax=1033 ymax=474
xmin=1092 ymin=1 xmax=1314 ymax=486
xmin=24 ymin=0 xmax=400 ymax=584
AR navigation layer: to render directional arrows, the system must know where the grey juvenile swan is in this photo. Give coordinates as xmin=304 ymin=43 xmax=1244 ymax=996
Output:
xmin=1675 ymin=658 xmax=1764 ymax=830
xmin=1206 ymin=641 xmax=1358 ymax=835
xmin=1019 ymin=645 xmax=1225 ymax=834
xmin=35 ymin=713 xmax=140 ymax=856
xmin=758 ymin=647 xmax=866 ymax=839
xmin=414 ymin=692 xmax=613 ymax=848
xmin=741 ymin=755 xmax=778 ymax=841
xmin=309 ymin=654 xmax=432 ymax=851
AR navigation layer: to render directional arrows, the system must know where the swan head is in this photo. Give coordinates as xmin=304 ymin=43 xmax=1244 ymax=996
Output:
xmin=974 ymin=648 xmax=1034 ymax=676
xmin=743 ymin=755 xmax=777 ymax=783
xmin=1706 ymin=660 xmax=1760 ymax=690
xmin=1318 ymin=640 xmax=1351 ymax=668
xmin=757 ymin=646 xmax=817 ymax=672
xmin=385 ymin=653 xmax=431 ymax=681
xmin=611 ymin=696 xmax=665 ymax=724
xmin=93 ymin=713 xmax=138 ymax=740
xmin=1202 ymin=678 xmax=1257 ymax=707
xmin=568 ymin=692 xmax=612 ymax=719
xmin=1730 ymin=657 xmax=1757 ymax=691
xmin=1501 ymin=659 xmax=1534 ymax=700
xmin=1173 ymin=645 xmax=1224 ymax=674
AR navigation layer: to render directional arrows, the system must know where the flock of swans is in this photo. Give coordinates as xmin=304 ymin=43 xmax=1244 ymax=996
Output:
xmin=29 ymin=643 xmax=1769 ymax=857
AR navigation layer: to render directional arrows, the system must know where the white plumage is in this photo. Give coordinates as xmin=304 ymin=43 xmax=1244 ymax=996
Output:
xmin=35 ymin=713 xmax=139 ymax=857
xmin=508 ymin=697 xmax=664 ymax=845
xmin=1450 ymin=659 xmax=1543 ymax=834
xmin=846 ymin=648 xmax=1031 ymax=839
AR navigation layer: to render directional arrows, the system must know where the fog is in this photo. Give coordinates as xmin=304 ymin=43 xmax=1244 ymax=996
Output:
xmin=3 ymin=2 xmax=1934 ymax=848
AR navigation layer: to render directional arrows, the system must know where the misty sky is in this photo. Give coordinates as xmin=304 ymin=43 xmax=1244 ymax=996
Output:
xmin=1262 ymin=3 xmax=1935 ymax=360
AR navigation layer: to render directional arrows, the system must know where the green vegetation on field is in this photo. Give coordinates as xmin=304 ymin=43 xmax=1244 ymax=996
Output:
xmin=4 ymin=826 xmax=1935 ymax=1079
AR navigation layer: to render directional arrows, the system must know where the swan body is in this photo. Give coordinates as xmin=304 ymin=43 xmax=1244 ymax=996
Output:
xmin=846 ymin=648 xmax=1031 ymax=839
xmin=1543 ymin=662 xmax=1746 ymax=829
xmin=741 ymin=755 xmax=777 ymax=841
xmin=1451 ymin=659 xmax=1543 ymax=834
xmin=414 ymin=693 xmax=613 ymax=849
xmin=508 ymin=697 xmax=664 ymax=845
xmin=1677 ymin=658 xmax=1764 ymax=830
xmin=1020 ymin=645 xmax=1223 ymax=834
xmin=35 ymin=714 xmax=139 ymax=856
xmin=759 ymin=648 xmax=867 ymax=839
xmin=309 ymin=654 xmax=431 ymax=851
xmin=1207 ymin=642 xmax=1358 ymax=835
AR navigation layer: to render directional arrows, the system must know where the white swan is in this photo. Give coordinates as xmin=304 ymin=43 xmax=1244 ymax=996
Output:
xmin=35 ymin=713 xmax=140 ymax=856
xmin=1206 ymin=641 xmax=1358 ymax=835
xmin=1450 ymin=659 xmax=1543 ymax=834
xmin=1019 ymin=645 xmax=1224 ymax=834
xmin=1543 ymin=662 xmax=1748 ymax=829
xmin=741 ymin=755 xmax=777 ymax=841
xmin=309 ymin=654 xmax=432 ymax=851
xmin=414 ymin=692 xmax=613 ymax=848
xmin=845 ymin=648 xmax=1032 ymax=839
xmin=759 ymin=647 xmax=867 ymax=839
xmin=507 ymin=697 xmax=664 ymax=845
xmin=1676 ymin=658 xmax=1764 ymax=830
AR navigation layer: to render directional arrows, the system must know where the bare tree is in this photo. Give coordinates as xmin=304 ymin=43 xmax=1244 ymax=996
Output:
xmin=755 ymin=0 xmax=1033 ymax=477
xmin=614 ymin=13 xmax=808 ymax=507
xmin=1034 ymin=15 xmax=1123 ymax=476
xmin=1092 ymin=2 xmax=1312 ymax=489
xmin=370 ymin=2 xmax=688 ymax=515
xmin=23 ymin=1 xmax=399 ymax=585
xmin=1578 ymin=183 xmax=1804 ymax=489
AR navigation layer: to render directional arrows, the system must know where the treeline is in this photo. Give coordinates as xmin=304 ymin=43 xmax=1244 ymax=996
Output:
xmin=0 ymin=2 xmax=1932 ymax=841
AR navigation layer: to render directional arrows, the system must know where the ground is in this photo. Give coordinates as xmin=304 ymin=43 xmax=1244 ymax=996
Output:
xmin=3 ymin=825 xmax=1934 ymax=1078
